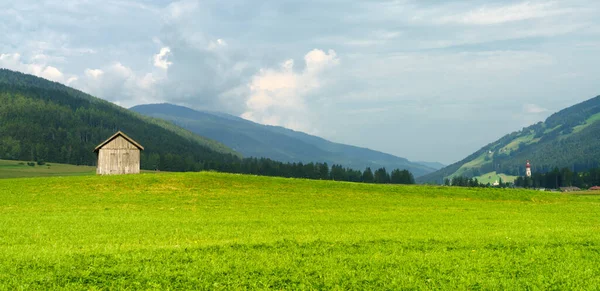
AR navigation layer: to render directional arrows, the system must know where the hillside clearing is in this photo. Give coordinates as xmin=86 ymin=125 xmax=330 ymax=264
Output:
xmin=500 ymin=132 xmax=535 ymax=152
xmin=572 ymin=112 xmax=600 ymax=134
xmin=450 ymin=153 xmax=489 ymax=178
xmin=0 ymin=172 xmax=599 ymax=289
xmin=474 ymin=171 xmax=518 ymax=184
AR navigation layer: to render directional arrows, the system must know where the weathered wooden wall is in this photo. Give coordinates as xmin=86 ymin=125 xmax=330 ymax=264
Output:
xmin=97 ymin=136 xmax=141 ymax=175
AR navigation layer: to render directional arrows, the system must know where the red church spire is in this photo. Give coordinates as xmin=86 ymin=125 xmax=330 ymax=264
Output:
xmin=525 ymin=160 xmax=532 ymax=177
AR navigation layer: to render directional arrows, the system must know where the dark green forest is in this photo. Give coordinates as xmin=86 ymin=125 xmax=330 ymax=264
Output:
xmin=0 ymin=69 xmax=240 ymax=169
xmin=0 ymin=69 xmax=416 ymax=185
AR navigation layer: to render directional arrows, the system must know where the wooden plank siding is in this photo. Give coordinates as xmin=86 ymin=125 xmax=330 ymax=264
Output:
xmin=96 ymin=135 xmax=142 ymax=175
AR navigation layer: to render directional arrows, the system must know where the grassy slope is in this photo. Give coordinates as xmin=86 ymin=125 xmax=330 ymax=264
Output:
xmin=0 ymin=159 xmax=95 ymax=179
xmin=451 ymin=152 xmax=489 ymax=178
xmin=1 ymin=173 xmax=600 ymax=289
xmin=474 ymin=171 xmax=518 ymax=184
xmin=500 ymin=132 xmax=535 ymax=152
xmin=572 ymin=112 xmax=600 ymax=134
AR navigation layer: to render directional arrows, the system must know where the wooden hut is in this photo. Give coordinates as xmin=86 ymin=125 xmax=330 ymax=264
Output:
xmin=94 ymin=131 xmax=144 ymax=175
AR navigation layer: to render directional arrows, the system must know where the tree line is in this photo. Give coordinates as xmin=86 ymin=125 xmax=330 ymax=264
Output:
xmin=442 ymin=176 xmax=512 ymax=188
xmin=514 ymin=167 xmax=600 ymax=189
xmin=442 ymin=167 xmax=600 ymax=189
xmin=144 ymin=154 xmax=415 ymax=184
xmin=444 ymin=176 xmax=486 ymax=188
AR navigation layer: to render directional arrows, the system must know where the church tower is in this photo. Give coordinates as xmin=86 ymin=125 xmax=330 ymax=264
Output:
xmin=526 ymin=160 xmax=532 ymax=177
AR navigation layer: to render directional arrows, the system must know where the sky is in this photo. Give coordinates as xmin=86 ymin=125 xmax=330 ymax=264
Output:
xmin=1 ymin=0 xmax=599 ymax=165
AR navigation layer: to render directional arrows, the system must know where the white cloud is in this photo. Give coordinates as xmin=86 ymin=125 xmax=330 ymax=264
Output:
xmin=241 ymin=49 xmax=339 ymax=132
xmin=207 ymin=39 xmax=227 ymax=51
xmin=523 ymin=103 xmax=548 ymax=114
xmin=84 ymin=68 xmax=103 ymax=78
xmin=166 ymin=0 xmax=198 ymax=19
xmin=65 ymin=76 xmax=78 ymax=85
xmin=153 ymin=47 xmax=172 ymax=70
xmin=40 ymin=66 xmax=64 ymax=81
xmin=72 ymin=62 xmax=165 ymax=107
xmin=0 ymin=53 xmax=70 ymax=83
xmin=438 ymin=2 xmax=573 ymax=25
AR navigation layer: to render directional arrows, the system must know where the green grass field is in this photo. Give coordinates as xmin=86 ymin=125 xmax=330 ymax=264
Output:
xmin=0 ymin=159 xmax=95 ymax=179
xmin=1 ymin=172 xmax=600 ymax=289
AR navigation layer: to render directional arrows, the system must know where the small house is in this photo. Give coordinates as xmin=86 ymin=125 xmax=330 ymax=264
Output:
xmin=94 ymin=131 xmax=144 ymax=175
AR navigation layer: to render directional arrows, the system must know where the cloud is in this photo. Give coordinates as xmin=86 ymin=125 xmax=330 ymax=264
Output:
xmin=39 ymin=66 xmax=64 ymax=82
xmin=0 ymin=53 xmax=70 ymax=83
xmin=241 ymin=49 xmax=339 ymax=132
xmin=84 ymin=68 xmax=103 ymax=79
xmin=207 ymin=39 xmax=227 ymax=51
xmin=72 ymin=62 xmax=164 ymax=107
xmin=153 ymin=47 xmax=172 ymax=70
xmin=523 ymin=103 xmax=549 ymax=114
xmin=152 ymin=2 xmax=259 ymax=113
xmin=437 ymin=2 xmax=573 ymax=25
xmin=166 ymin=0 xmax=199 ymax=19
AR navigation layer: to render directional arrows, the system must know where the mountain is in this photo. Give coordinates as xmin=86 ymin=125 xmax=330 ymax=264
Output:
xmin=0 ymin=69 xmax=240 ymax=171
xmin=418 ymin=95 xmax=600 ymax=184
xmin=130 ymin=103 xmax=437 ymax=177
xmin=415 ymin=161 xmax=446 ymax=170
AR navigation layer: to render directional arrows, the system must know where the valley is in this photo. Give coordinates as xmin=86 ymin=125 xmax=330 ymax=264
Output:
xmin=2 ymin=1 xmax=599 ymax=289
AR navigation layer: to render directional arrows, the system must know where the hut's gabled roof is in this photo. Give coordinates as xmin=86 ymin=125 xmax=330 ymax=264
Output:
xmin=94 ymin=131 xmax=144 ymax=152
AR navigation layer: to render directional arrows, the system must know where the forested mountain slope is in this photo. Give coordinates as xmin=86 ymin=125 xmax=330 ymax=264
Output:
xmin=418 ymin=95 xmax=600 ymax=184
xmin=0 ymin=69 xmax=240 ymax=171
xmin=131 ymin=103 xmax=437 ymax=177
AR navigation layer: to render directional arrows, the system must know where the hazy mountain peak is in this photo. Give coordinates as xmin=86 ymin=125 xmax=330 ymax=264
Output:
xmin=131 ymin=103 xmax=438 ymax=177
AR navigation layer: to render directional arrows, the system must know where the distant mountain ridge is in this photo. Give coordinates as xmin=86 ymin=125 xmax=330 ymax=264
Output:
xmin=418 ymin=95 xmax=600 ymax=184
xmin=415 ymin=161 xmax=445 ymax=170
xmin=130 ymin=103 xmax=438 ymax=177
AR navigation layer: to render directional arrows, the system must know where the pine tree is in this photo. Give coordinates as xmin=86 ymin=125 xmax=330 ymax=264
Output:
xmin=362 ymin=167 xmax=374 ymax=183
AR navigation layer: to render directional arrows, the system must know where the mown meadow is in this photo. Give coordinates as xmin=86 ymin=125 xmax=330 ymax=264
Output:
xmin=0 ymin=172 xmax=599 ymax=289
xmin=0 ymin=159 xmax=95 ymax=179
